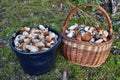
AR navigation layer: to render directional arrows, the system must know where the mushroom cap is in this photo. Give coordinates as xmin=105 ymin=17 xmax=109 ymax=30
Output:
xmin=81 ymin=32 xmax=91 ymax=41
xmin=46 ymin=36 xmax=52 ymax=42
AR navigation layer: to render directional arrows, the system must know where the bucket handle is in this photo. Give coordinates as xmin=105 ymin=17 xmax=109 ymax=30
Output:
xmin=62 ymin=4 xmax=113 ymax=36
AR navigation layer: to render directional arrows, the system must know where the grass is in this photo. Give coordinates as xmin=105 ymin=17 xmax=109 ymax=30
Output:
xmin=0 ymin=0 xmax=120 ymax=80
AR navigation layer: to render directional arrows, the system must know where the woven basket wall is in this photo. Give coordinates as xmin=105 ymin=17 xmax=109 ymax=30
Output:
xmin=61 ymin=4 xmax=114 ymax=67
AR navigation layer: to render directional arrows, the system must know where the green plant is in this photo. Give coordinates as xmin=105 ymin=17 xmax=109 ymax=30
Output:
xmin=76 ymin=0 xmax=101 ymax=11
xmin=113 ymin=24 xmax=120 ymax=33
xmin=91 ymin=0 xmax=101 ymax=11
xmin=77 ymin=0 xmax=87 ymax=4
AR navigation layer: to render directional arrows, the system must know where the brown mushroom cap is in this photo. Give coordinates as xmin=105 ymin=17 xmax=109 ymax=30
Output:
xmin=46 ymin=36 xmax=52 ymax=42
xmin=81 ymin=32 xmax=91 ymax=41
xmin=75 ymin=32 xmax=81 ymax=41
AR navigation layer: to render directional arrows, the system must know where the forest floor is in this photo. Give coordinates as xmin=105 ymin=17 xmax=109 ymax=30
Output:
xmin=0 ymin=0 xmax=120 ymax=80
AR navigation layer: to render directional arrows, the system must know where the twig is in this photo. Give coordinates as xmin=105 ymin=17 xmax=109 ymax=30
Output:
xmin=62 ymin=71 xmax=67 ymax=80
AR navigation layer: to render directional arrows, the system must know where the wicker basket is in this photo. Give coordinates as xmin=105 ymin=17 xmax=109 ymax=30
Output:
xmin=61 ymin=4 xmax=114 ymax=67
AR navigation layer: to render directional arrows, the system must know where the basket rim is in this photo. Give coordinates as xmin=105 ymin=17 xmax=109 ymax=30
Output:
xmin=62 ymin=33 xmax=114 ymax=47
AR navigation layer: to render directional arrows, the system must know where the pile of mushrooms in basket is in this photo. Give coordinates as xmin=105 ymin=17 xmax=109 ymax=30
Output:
xmin=65 ymin=23 xmax=110 ymax=43
xmin=14 ymin=25 xmax=58 ymax=53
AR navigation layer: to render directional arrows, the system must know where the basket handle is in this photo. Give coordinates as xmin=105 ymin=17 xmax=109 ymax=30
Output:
xmin=62 ymin=4 xmax=113 ymax=36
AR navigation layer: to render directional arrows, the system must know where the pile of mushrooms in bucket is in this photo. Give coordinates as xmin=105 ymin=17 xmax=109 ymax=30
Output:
xmin=65 ymin=23 xmax=109 ymax=43
xmin=14 ymin=25 xmax=58 ymax=52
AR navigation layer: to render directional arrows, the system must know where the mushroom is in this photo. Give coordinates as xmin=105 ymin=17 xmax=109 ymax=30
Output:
xmin=75 ymin=32 xmax=81 ymax=41
xmin=39 ymin=30 xmax=44 ymax=33
xmin=32 ymin=41 xmax=39 ymax=47
xmin=22 ymin=31 xmax=29 ymax=37
xmin=21 ymin=27 xmax=30 ymax=31
xmin=14 ymin=40 xmax=20 ymax=47
xmin=30 ymin=28 xmax=36 ymax=34
xmin=94 ymin=33 xmax=101 ymax=40
xmin=50 ymin=40 xmax=55 ymax=44
xmin=26 ymin=45 xmax=39 ymax=52
xmin=44 ymin=28 xmax=49 ymax=36
xmin=80 ymin=25 xmax=85 ymax=28
xmin=46 ymin=36 xmax=52 ymax=42
xmin=88 ymin=27 xmax=94 ymax=33
xmin=68 ymin=23 xmax=78 ymax=30
xmin=75 ymin=29 xmax=79 ymax=36
xmin=66 ymin=31 xmax=74 ymax=38
xmin=39 ymin=25 xmax=45 ymax=30
xmin=28 ymin=33 xmax=38 ymax=39
xmin=37 ymin=33 xmax=45 ymax=40
xmin=103 ymin=30 xmax=109 ymax=37
xmin=39 ymin=46 xmax=45 ymax=51
xmin=96 ymin=28 xmax=103 ymax=35
xmin=38 ymin=41 xmax=45 ymax=47
xmin=81 ymin=32 xmax=91 ymax=41
xmin=102 ymin=34 xmax=108 ymax=42
xmin=98 ymin=29 xmax=103 ymax=35
xmin=84 ymin=26 xmax=89 ymax=32
xmin=90 ymin=38 xmax=95 ymax=43
xmin=20 ymin=43 xmax=27 ymax=50
xmin=31 ymin=39 xmax=40 ymax=43
xmin=44 ymin=48 xmax=49 ymax=51
xmin=24 ymin=38 xmax=31 ymax=43
xmin=15 ymin=35 xmax=26 ymax=41
xmin=54 ymin=35 xmax=58 ymax=41
xmin=65 ymin=30 xmax=70 ymax=34
xmin=80 ymin=31 xmax=85 ymax=36
xmin=45 ymin=42 xmax=51 ymax=48
xmin=49 ymin=31 xmax=56 ymax=39
xmin=34 ymin=30 xmax=40 ymax=34
xmin=95 ymin=39 xmax=103 ymax=43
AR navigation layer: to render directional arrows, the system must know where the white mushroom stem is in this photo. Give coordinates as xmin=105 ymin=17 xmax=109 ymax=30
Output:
xmin=24 ymin=39 xmax=31 ymax=43
xmin=65 ymin=30 xmax=70 ymax=34
xmin=84 ymin=26 xmax=89 ymax=31
xmin=88 ymin=27 xmax=94 ymax=33
xmin=34 ymin=30 xmax=40 ymax=33
xmin=44 ymin=48 xmax=49 ymax=51
xmin=32 ymin=39 xmax=40 ymax=43
xmin=81 ymin=31 xmax=85 ymax=36
xmin=68 ymin=23 xmax=78 ymax=30
xmin=25 ymin=27 xmax=30 ymax=31
xmin=26 ymin=45 xmax=39 ymax=52
xmin=95 ymin=39 xmax=103 ymax=43
xmin=28 ymin=33 xmax=38 ymax=39
xmin=50 ymin=40 xmax=55 ymax=44
xmin=22 ymin=27 xmax=30 ymax=31
xmin=38 ymin=33 xmax=45 ymax=39
xmin=39 ymin=25 xmax=45 ymax=30
xmin=103 ymin=30 xmax=109 ymax=37
xmin=80 ymin=24 xmax=85 ymax=28
xmin=22 ymin=31 xmax=29 ymax=36
xmin=30 ymin=28 xmax=36 ymax=34
xmin=14 ymin=41 xmax=20 ymax=47
xmin=15 ymin=35 xmax=26 ymax=41
xmin=90 ymin=38 xmax=95 ymax=43
xmin=49 ymin=32 xmax=56 ymax=39
xmin=44 ymin=28 xmax=48 ymax=31
xmin=66 ymin=31 xmax=74 ymax=38
xmin=38 ymin=42 xmax=45 ymax=47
